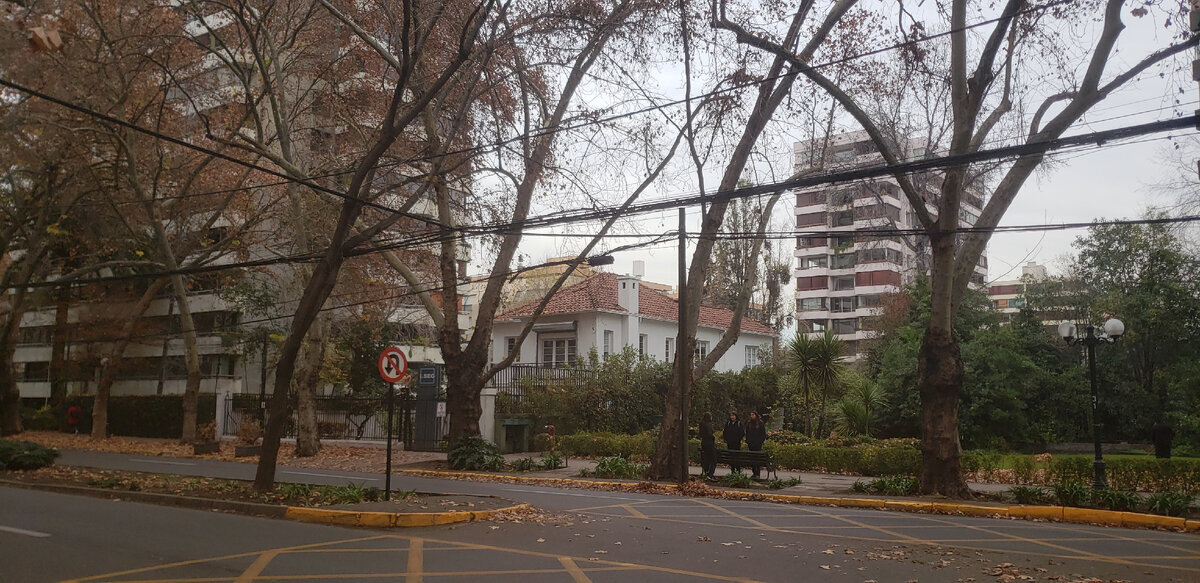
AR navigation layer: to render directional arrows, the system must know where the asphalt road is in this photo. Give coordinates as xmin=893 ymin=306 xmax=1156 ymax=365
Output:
xmin=0 ymin=450 xmax=1196 ymax=582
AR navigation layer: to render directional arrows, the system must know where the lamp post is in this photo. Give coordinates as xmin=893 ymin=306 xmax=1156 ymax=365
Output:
xmin=1058 ymin=318 xmax=1125 ymax=490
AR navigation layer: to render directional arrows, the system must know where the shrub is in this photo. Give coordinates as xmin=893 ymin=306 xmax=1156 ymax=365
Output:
xmin=448 ymin=436 xmax=504 ymax=471
xmin=236 ymin=417 xmax=262 ymax=445
xmin=870 ymin=476 xmax=918 ymax=496
xmin=1049 ymin=457 xmax=1091 ymax=486
xmin=540 ymin=451 xmax=564 ymax=470
xmin=850 ymin=480 xmax=869 ymax=493
xmin=765 ymin=477 xmax=802 ymax=490
xmin=1145 ymin=491 xmax=1193 ymax=517
xmin=558 ymin=431 xmax=656 ymax=460
xmin=765 ymin=442 xmax=921 ymax=476
xmin=721 ymin=471 xmax=754 ymax=488
xmin=1092 ymin=489 xmax=1141 ymax=512
xmin=196 ymin=422 xmax=217 ymax=443
xmin=580 ymin=456 xmax=646 ymax=479
xmin=1008 ymin=485 xmax=1048 ymax=505
xmin=1052 ymin=481 xmax=1091 ymax=507
xmin=0 ymin=439 xmax=60 ymax=471
xmin=1011 ymin=456 xmax=1036 ymax=484
xmin=509 ymin=457 xmax=538 ymax=472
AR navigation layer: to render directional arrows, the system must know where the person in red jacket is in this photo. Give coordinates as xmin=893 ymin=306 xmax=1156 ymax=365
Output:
xmin=66 ymin=405 xmax=83 ymax=435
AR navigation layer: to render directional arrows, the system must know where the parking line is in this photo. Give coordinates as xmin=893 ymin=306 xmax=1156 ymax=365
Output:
xmin=0 ymin=525 xmax=51 ymax=538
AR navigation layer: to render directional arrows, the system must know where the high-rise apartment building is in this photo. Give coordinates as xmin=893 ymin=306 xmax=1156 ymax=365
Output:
xmin=792 ymin=131 xmax=988 ymax=356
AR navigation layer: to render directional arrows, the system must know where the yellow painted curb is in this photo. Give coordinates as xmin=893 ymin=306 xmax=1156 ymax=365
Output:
xmin=834 ymin=498 xmax=886 ymax=509
xmin=931 ymin=503 xmax=1005 ymax=517
xmin=884 ymin=500 xmax=932 ymax=512
xmin=1007 ymin=505 xmax=1063 ymax=521
xmin=1063 ymin=507 xmax=1123 ymax=527
xmin=1184 ymin=520 xmax=1200 ymax=532
xmin=283 ymin=503 xmax=531 ymax=528
xmin=398 ymin=469 xmax=677 ymax=490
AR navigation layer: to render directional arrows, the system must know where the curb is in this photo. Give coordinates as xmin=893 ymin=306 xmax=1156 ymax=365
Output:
xmin=0 ymin=479 xmax=528 ymax=528
xmin=397 ymin=471 xmax=1199 ymax=533
xmin=283 ymin=503 xmax=532 ymax=527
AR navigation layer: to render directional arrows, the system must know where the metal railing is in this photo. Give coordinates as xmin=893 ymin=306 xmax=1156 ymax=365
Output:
xmin=222 ymin=393 xmax=448 ymax=448
xmin=487 ymin=363 xmax=592 ymax=403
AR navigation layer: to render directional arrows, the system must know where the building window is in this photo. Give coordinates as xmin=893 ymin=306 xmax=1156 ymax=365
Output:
xmin=665 ymin=337 xmax=675 ymax=363
xmin=542 ymin=339 xmax=577 ymax=367
xmin=745 ymin=345 xmax=760 ymax=367
xmin=831 ymin=297 xmax=855 ymax=313
xmin=695 ymin=340 xmax=709 ymax=361
xmin=638 ymin=334 xmax=648 ymax=356
xmin=603 ymin=330 xmax=614 ymax=358
xmin=799 ymin=297 xmax=826 ymax=311
xmin=796 ymin=276 xmax=828 ymax=291
xmin=833 ymin=318 xmax=857 ymax=334
xmin=505 ymin=337 xmax=520 ymax=362
xmin=21 ymin=361 xmax=50 ymax=381
xmin=801 ymin=255 xmax=828 ymax=269
xmin=831 ymin=210 xmax=854 ymax=226
xmin=858 ymin=294 xmax=882 ymax=308
xmin=461 ymin=295 xmax=475 ymax=314
xmin=831 ymin=253 xmax=855 ymax=269
xmin=832 ymin=276 xmax=855 ymax=291
xmin=18 ymin=326 xmax=53 ymax=346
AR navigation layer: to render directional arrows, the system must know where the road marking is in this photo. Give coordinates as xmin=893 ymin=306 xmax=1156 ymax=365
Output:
xmin=128 ymin=458 xmax=197 ymax=466
xmin=407 ymin=538 xmax=423 ymax=583
xmin=501 ymin=487 xmax=645 ymax=501
xmin=281 ymin=470 xmax=375 ymax=480
xmin=0 ymin=525 xmax=51 ymax=538
xmin=235 ymin=550 xmax=278 ymax=583
xmin=559 ymin=556 xmax=593 ymax=583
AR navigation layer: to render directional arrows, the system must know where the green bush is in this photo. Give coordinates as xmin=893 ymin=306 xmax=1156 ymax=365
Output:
xmin=765 ymin=442 xmax=921 ymax=476
xmin=1011 ymin=456 xmax=1036 ymax=484
xmin=1105 ymin=458 xmax=1200 ymax=493
xmin=1008 ymin=485 xmax=1048 ymax=505
xmin=1092 ymin=489 xmax=1141 ymax=512
xmin=540 ymin=451 xmax=564 ymax=470
xmin=558 ymin=431 xmax=656 ymax=460
xmin=1145 ymin=491 xmax=1193 ymax=517
xmin=765 ymin=477 xmax=802 ymax=489
xmin=1048 ymin=457 xmax=1091 ymax=486
xmin=509 ymin=457 xmax=538 ymax=472
xmin=580 ymin=456 xmax=646 ymax=479
xmin=0 ymin=439 xmax=60 ymax=470
xmin=721 ymin=471 xmax=754 ymax=488
xmin=1052 ymin=481 xmax=1091 ymax=507
xmin=448 ymin=436 xmax=504 ymax=471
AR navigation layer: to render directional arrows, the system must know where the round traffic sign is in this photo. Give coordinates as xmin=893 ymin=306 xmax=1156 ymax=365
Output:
xmin=378 ymin=346 xmax=408 ymax=383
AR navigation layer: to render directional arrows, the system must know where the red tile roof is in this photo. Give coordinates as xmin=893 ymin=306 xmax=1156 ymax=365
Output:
xmin=501 ymin=272 xmax=777 ymax=336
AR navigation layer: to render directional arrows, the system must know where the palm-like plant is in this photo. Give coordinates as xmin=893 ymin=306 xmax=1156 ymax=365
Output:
xmin=834 ymin=371 xmax=886 ymax=436
xmin=786 ymin=330 xmax=847 ymax=437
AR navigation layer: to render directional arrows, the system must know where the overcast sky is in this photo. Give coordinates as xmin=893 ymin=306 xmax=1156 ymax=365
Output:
xmin=477 ymin=6 xmax=1197 ymax=312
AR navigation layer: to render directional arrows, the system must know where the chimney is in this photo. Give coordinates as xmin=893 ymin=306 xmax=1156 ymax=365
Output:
xmin=632 ymin=260 xmax=645 ymax=279
xmin=617 ymin=275 xmax=639 ymax=314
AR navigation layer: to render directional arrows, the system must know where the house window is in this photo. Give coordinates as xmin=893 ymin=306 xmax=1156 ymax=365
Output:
xmin=799 ymin=297 xmax=826 ymax=311
xmin=745 ymin=345 xmax=760 ymax=367
xmin=542 ymin=339 xmax=577 ymax=367
xmin=505 ymin=337 xmax=520 ymax=362
xmin=833 ymin=276 xmax=855 ymax=291
xmin=695 ymin=340 xmax=709 ymax=361
xmin=665 ymin=337 xmax=674 ymax=363
xmin=461 ymin=294 xmax=475 ymax=314
xmin=603 ymin=330 xmax=614 ymax=358
xmin=639 ymin=334 xmax=648 ymax=356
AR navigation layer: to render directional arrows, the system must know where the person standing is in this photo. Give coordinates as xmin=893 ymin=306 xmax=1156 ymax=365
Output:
xmin=722 ymin=412 xmax=744 ymax=473
xmin=66 ymin=404 xmax=83 ymax=435
xmin=1151 ymin=421 xmax=1174 ymax=459
xmin=745 ymin=410 xmax=767 ymax=478
xmin=699 ymin=412 xmax=717 ymax=479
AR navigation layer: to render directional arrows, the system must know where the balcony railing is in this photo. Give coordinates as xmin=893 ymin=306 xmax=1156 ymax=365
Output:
xmin=488 ymin=363 xmax=593 ymax=403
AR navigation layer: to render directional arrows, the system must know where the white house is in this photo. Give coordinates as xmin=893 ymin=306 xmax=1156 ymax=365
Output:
xmin=491 ymin=272 xmax=778 ymax=371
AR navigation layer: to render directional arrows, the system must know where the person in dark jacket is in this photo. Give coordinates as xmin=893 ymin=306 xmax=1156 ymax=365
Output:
xmin=722 ymin=412 xmax=744 ymax=473
xmin=1151 ymin=421 xmax=1174 ymax=459
xmin=745 ymin=410 xmax=767 ymax=478
xmin=699 ymin=412 xmax=717 ymax=479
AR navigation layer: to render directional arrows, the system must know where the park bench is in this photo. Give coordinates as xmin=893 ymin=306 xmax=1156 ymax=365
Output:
xmin=715 ymin=449 xmax=778 ymax=480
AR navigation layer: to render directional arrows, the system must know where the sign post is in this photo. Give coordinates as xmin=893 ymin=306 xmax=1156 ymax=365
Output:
xmin=377 ymin=347 xmax=408 ymax=500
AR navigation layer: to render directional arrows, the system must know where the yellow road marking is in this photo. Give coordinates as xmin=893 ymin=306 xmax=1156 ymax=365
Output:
xmin=693 ymin=499 xmax=773 ymax=529
xmin=62 ymin=535 xmax=395 ymax=583
xmin=406 ymin=538 xmax=423 ymax=583
xmin=621 ymin=504 xmax=649 ymax=519
xmin=559 ymin=557 xmax=593 ymax=583
xmin=234 ymin=550 xmax=278 ymax=583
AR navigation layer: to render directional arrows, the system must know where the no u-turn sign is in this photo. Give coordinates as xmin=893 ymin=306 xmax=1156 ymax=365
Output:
xmin=378 ymin=346 xmax=408 ymax=383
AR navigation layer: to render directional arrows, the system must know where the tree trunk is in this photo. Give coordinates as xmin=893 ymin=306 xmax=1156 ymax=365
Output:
xmin=445 ymin=358 xmax=482 ymax=442
xmin=294 ymin=315 xmax=328 ymax=457
xmin=49 ymin=285 xmax=70 ymax=406
xmin=0 ymin=336 xmax=21 ymax=436
xmin=172 ymin=276 xmax=203 ymax=445
xmin=917 ymin=233 xmax=971 ymax=498
xmin=91 ymin=279 xmax=170 ymax=439
xmin=816 ymin=383 xmax=829 ymax=438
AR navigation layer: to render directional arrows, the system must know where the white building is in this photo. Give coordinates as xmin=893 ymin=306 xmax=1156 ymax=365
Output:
xmin=792 ymin=132 xmax=988 ymax=356
xmin=988 ymin=261 xmax=1049 ymax=323
xmin=491 ymin=272 xmax=778 ymax=372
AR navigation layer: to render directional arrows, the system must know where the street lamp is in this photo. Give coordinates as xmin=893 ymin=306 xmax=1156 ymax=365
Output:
xmin=1058 ymin=318 xmax=1125 ymax=489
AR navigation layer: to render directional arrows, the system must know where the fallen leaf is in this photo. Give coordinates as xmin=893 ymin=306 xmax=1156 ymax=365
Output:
xmin=536 ymin=538 xmax=545 ymax=543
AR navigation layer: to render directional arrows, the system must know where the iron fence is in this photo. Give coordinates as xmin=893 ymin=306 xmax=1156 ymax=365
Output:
xmin=222 ymin=393 xmax=448 ymax=449
xmin=487 ymin=363 xmax=592 ymax=403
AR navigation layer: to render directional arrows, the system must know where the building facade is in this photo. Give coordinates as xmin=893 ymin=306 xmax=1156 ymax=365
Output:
xmin=792 ymin=132 xmax=988 ymax=356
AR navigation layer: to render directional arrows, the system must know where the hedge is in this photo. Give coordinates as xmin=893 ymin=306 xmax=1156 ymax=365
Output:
xmin=22 ymin=395 xmax=217 ymax=438
xmin=558 ymin=431 xmax=921 ymax=476
xmin=0 ymin=439 xmax=59 ymax=470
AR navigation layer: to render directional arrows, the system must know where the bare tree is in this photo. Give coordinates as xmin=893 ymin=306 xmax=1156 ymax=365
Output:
xmin=719 ymin=0 xmax=1198 ymax=496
